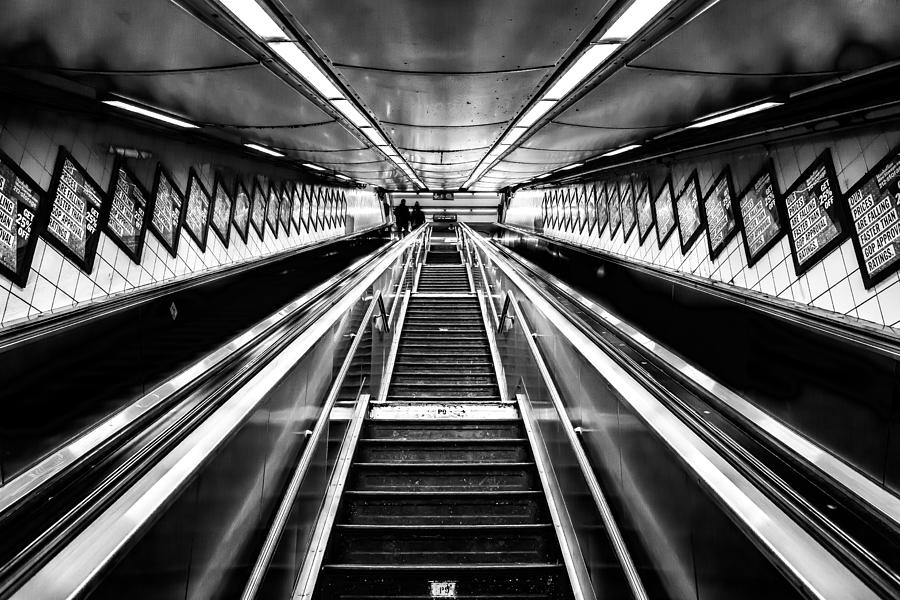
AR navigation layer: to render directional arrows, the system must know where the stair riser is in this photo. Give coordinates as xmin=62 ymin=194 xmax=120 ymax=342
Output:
xmin=363 ymin=422 xmax=525 ymax=440
xmin=351 ymin=469 xmax=538 ymax=491
xmin=331 ymin=531 xmax=556 ymax=564
xmin=343 ymin=498 xmax=545 ymax=525
xmin=357 ymin=445 xmax=529 ymax=463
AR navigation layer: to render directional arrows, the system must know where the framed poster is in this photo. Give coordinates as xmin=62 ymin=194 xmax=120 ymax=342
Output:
xmin=652 ymin=176 xmax=676 ymax=249
xmin=45 ymin=147 xmax=108 ymax=273
xmin=541 ymin=192 xmax=548 ymax=228
xmin=232 ymin=178 xmax=251 ymax=244
xmin=316 ymin=188 xmax=327 ymax=231
xmin=548 ymin=190 xmax=558 ymax=230
xmin=291 ymin=183 xmax=303 ymax=233
xmin=265 ymin=182 xmax=280 ymax=237
xmin=608 ymin=180 xmax=622 ymax=239
xmin=577 ymin=186 xmax=588 ymax=234
xmin=149 ymin=163 xmax=186 ymax=257
xmin=565 ymin=189 xmax=575 ymax=232
xmin=0 ymin=149 xmax=46 ymax=287
xmin=735 ymin=161 xmax=785 ymax=268
xmin=106 ymin=158 xmax=153 ymax=263
xmin=620 ymin=178 xmax=637 ymax=242
xmin=585 ymin=183 xmax=598 ymax=236
xmin=301 ymin=185 xmax=314 ymax=232
xmin=184 ymin=169 xmax=213 ymax=251
xmin=325 ymin=189 xmax=335 ymax=229
xmin=675 ymin=171 xmax=704 ymax=253
xmin=210 ymin=175 xmax=234 ymax=247
xmin=844 ymin=145 xmax=900 ymax=288
xmin=340 ymin=191 xmax=348 ymax=227
xmin=596 ymin=181 xmax=609 ymax=237
xmin=635 ymin=176 xmax=655 ymax=245
xmin=250 ymin=178 xmax=266 ymax=240
xmin=279 ymin=183 xmax=291 ymax=236
xmin=702 ymin=167 xmax=739 ymax=260
xmin=783 ymin=150 xmax=848 ymax=276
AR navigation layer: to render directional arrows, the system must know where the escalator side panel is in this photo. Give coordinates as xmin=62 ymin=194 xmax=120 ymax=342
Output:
xmin=0 ymin=228 xmax=390 ymax=484
xmin=495 ymin=255 xmax=805 ymax=600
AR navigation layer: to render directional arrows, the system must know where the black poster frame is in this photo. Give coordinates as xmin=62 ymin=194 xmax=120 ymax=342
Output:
xmin=596 ymin=181 xmax=609 ymax=237
xmin=0 ymin=148 xmax=47 ymax=288
xmin=701 ymin=167 xmax=739 ymax=261
xmin=608 ymin=180 xmax=622 ymax=239
xmin=231 ymin=178 xmax=252 ymax=244
xmin=149 ymin=163 xmax=186 ymax=258
xmin=674 ymin=171 xmax=704 ymax=254
xmin=184 ymin=168 xmax=213 ymax=252
xmin=586 ymin=183 xmax=599 ymax=236
xmin=279 ymin=182 xmax=292 ymax=236
xmin=250 ymin=178 xmax=266 ymax=240
xmin=735 ymin=160 xmax=786 ymax=269
xmin=620 ymin=177 xmax=637 ymax=242
xmin=211 ymin=174 xmax=235 ymax=248
xmin=45 ymin=147 xmax=110 ymax=274
xmin=290 ymin=182 xmax=303 ymax=233
xmin=577 ymin=186 xmax=588 ymax=235
xmin=265 ymin=181 xmax=280 ymax=238
xmin=105 ymin=157 xmax=154 ymax=264
xmin=782 ymin=150 xmax=849 ymax=277
xmin=843 ymin=144 xmax=900 ymax=288
xmin=652 ymin=176 xmax=677 ymax=250
xmin=635 ymin=176 xmax=655 ymax=245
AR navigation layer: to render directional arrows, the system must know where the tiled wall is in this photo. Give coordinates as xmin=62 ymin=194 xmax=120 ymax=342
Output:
xmin=505 ymin=122 xmax=900 ymax=331
xmin=0 ymin=104 xmax=384 ymax=329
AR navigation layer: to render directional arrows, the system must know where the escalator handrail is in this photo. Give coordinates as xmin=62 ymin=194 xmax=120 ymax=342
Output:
xmin=499 ymin=222 xmax=900 ymax=361
xmin=461 ymin=223 xmax=880 ymax=600
xmin=489 ymin=226 xmax=900 ymax=534
xmin=0 ymin=229 xmax=403 ymax=519
xmin=240 ymin=291 xmax=384 ymax=600
xmin=10 ymin=228 xmax=425 ymax=600
xmin=0 ymin=223 xmax=389 ymax=350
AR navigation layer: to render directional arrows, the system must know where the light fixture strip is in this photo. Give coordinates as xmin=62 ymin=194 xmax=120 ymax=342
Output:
xmin=686 ymin=101 xmax=783 ymax=129
xmin=244 ymin=142 xmax=284 ymax=157
xmin=103 ymin=100 xmax=198 ymax=129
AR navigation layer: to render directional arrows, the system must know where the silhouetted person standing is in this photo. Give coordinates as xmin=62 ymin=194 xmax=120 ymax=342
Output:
xmin=411 ymin=201 xmax=426 ymax=229
xmin=394 ymin=198 xmax=410 ymax=236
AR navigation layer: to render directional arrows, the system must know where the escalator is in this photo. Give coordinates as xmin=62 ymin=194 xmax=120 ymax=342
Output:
xmin=312 ymin=240 xmax=575 ymax=599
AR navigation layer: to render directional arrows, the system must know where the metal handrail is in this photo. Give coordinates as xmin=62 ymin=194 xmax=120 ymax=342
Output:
xmin=504 ymin=291 xmax=648 ymax=600
xmin=239 ymin=290 xmax=382 ymax=600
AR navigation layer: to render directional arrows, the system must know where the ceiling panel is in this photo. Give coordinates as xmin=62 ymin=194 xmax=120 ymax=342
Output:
xmin=632 ymin=0 xmax=900 ymax=75
xmin=281 ymin=0 xmax=607 ymax=72
xmin=227 ymin=122 xmax=368 ymax=153
xmin=0 ymin=0 xmax=250 ymax=71
xmin=401 ymin=148 xmax=488 ymax=166
xmin=385 ymin=122 xmax=506 ymax=152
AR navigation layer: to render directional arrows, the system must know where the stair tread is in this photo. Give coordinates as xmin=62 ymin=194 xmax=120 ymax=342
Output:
xmin=333 ymin=523 xmax=553 ymax=531
xmin=358 ymin=438 xmax=528 ymax=444
xmin=322 ymin=563 xmax=565 ymax=571
xmin=344 ymin=490 xmax=542 ymax=496
xmin=354 ymin=462 xmax=534 ymax=468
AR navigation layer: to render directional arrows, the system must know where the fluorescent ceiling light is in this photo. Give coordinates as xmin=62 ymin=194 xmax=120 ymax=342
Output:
xmin=601 ymin=143 xmax=642 ymax=157
xmin=558 ymin=162 xmax=584 ymax=171
xmin=269 ymin=42 xmax=344 ymax=100
xmin=219 ymin=0 xmax=285 ymax=40
xmin=601 ymin=0 xmax=674 ymax=41
xmin=303 ymin=162 xmax=326 ymax=171
xmin=361 ymin=128 xmax=388 ymax=147
xmin=686 ymin=101 xmax=783 ymax=129
xmin=332 ymin=99 xmax=369 ymax=127
xmin=103 ymin=100 xmax=198 ymax=129
xmin=335 ymin=174 xmax=350 ymax=181
xmin=502 ymin=127 xmax=528 ymax=145
xmin=517 ymin=100 xmax=557 ymax=128
xmin=544 ymin=43 xmax=620 ymax=100
xmin=244 ymin=142 xmax=284 ymax=157
xmin=536 ymin=172 xmax=553 ymax=179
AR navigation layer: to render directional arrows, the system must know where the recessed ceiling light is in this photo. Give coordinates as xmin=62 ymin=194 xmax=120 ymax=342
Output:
xmin=218 ymin=0 xmax=286 ymax=40
xmin=268 ymin=42 xmax=344 ymax=100
xmin=244 ymin=142 xmax=284 ymax=157
xmin=502 ymin=127 xmax=528 ymax=145
xmin=601 ymin=0 xmax=674 ymax=41
xmin=601 ymin=143 xmax=642 ymax=157
xmin=332 ymin=99 xmax=369 ymax=127
xmin=517 ymin=99 xmax=557 ymax=128
xmin=544 ymin=43 xmax=620 ymax=100
xmin=103 ymin=100 xmax=198 ymax=129
xmin=361 ymin=127 xmax=388 ymax=147
xmin=686 ymin=101 xmax=783 ymax=129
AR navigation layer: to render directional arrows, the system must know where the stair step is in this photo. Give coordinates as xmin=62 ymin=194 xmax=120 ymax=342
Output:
xmin=356 ymin=440 xmax=529 ymax=463
xmin=350 ymin=463 xmax=537 ymax=491
xmin=363 ymin=419 xmax=525 ymax=440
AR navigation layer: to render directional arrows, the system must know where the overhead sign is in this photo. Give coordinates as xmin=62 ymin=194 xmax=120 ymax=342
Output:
xmin=433 ymin=192 xmax=454 ymax=201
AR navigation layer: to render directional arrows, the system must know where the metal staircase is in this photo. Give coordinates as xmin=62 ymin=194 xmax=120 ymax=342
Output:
xmin=313 ymin=232 xmax=574 ymax=599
